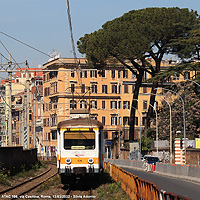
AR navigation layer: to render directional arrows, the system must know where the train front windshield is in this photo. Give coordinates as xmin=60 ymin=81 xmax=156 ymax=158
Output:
xmin=64 ymin=131 xmax=95 ymax=150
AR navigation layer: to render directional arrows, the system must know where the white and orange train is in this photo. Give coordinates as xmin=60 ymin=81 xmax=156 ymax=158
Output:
xmin=57 ymin=117 xmax=104 ymax=184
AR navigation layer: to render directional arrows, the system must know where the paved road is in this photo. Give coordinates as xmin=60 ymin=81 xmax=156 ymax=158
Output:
xmin=122 ymin=167 xmax=200 ymax=200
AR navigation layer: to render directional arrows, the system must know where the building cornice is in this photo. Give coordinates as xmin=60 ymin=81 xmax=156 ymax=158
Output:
xmin=49 ymin=94 xmax=121 ymax=100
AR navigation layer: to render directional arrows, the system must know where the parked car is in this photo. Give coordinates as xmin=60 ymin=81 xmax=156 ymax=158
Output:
xmin=141 ymin=155 xmax=152 ymax=161
xmin=143 ymin=155 xmax=160 ymax=165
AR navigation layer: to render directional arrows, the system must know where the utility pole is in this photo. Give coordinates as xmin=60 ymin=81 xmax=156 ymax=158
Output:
xmin=25 ymin=62 xmax=30 ymax=149
xmin=19 ymin=110 xmax=23 ymax=146
xmin=8 ymin=52 xmax=12 ymax=146
xmin=118 ymin=117 xmax=121 ymax=159
xmin=23 ymin=82 xmax=27 ymax=149
xmin=0 ymin=52 xmax=25 ymax=147
xmin=22 ymin=93 xmax=25 ymax=148
xmin=33 ymin=80 xmax=36 ymax=148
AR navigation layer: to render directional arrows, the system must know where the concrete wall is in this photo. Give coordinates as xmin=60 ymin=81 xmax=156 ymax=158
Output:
xmin=107 ymin=159 xmax=200 ymax=181
xmin=149 ymin=148 xmax=200 ymax=164
xmin=0 ymin=147 xmax=37 ymax=170
xmin=107 ymin=159 xmax=144 ymax=169
xmin=155 ymin=163 xmax=200 ymax=179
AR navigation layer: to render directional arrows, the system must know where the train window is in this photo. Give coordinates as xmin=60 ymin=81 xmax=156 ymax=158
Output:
xmin=64 ymin=131 xmax=95 ymax=150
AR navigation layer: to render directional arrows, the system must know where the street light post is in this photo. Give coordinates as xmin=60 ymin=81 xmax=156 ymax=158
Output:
xmin=149 ymin=103 xmax=158 ymax=156
xmin=131 ymin=105 xmax=142 ymax=160
xmin=118 ymin=117 xmax=121 ymax=159
xmin=155 ymin=87 xmax=186 ymax=164
xmin=99 ymin=108 xmax=121 ymax=159
xmin=146 ymin=93 xmax=172 ymax=163
xmin=171 ymin=75 xmax=200 ymax=164
xmin=132 ymin=99 xmax=159 ymax=157
xmin=146 ymin=102 xmax=158 ymax=156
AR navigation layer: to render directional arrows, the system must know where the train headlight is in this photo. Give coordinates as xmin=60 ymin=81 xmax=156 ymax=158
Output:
xmin=88 ymin=158 xmax=94 ymax=164
xmin=66 ymin=158 xmax=71 ymax=165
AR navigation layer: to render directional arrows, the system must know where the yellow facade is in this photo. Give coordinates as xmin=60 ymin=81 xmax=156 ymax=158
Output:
xmin=42 ymin=58 xmax=160 ymax=155
xmin=43 ymin=58 xmax=197 ymax=157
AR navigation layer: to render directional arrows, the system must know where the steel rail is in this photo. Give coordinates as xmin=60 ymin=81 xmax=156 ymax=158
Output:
xmin=61 ymin=185 xmax=94 ymax=200
xmin=11 ymin=172 xmax=58 ymax=200
xmin=62 ymin=188 xmax=72 ymax=200
xmin=1 ymin=164 xmax=57 ymax=199
xmin=0 ymin=166 xmax=52 ymax=195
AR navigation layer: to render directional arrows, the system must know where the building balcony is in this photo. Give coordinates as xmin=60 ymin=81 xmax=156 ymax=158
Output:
xmin=104 ymin=125 xmax=120 ymax=131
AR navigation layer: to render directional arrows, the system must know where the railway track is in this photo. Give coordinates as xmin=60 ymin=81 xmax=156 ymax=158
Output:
xmin=0 ymin=164 xmax=57 ymax=200
xmin=62 ymin=183 xmax=95 ymax=200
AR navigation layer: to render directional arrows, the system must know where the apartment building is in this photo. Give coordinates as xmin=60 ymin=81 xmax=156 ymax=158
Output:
xmin=1 ymin=56 xmax=198 ymax=159
xmin=42 ymin=58 xmax=159 ymax=158
xmin=30 ymin=76 xmax=43 ymax=154
xmin=0 ymin=68 xmax=43 ymax=148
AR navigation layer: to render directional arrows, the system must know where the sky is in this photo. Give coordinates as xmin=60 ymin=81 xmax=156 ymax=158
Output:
xmin=0 ymin=0 xmax=200 ymax=74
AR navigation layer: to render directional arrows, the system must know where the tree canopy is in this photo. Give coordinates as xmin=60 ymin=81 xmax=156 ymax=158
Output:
xmin=148 ymin=62 xmax=200 ymax=84
xmin=77 ymin=7 xmax=200 ymax=142
xmin=154 ymin=82 xmax=200 ymax=140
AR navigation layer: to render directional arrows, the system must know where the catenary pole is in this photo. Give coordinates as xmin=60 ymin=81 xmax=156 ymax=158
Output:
xmin=33 ymin=81 xmax=36 ymax=148
xmin=8 ymin=52 xmax=12 ymax=146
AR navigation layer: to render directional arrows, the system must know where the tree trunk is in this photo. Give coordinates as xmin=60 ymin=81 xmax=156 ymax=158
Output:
xmin=129 ymin=70 xmax=144 ymax=142
xmin=146 ymin=82 xmax=158 ymax=129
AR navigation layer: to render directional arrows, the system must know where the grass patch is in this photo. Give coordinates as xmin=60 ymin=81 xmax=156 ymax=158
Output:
xmin=36 ymin=174 xmax=61 ymax=193
xmin=0 ymin=161 xmax=45 ymax=186
xmin=15 ymin=161 xmax=44 ymax=178
xmin=96 ymin=174 xmax=130 ymax=200
xmin=0 ymin=168 xmax=11 ymax=186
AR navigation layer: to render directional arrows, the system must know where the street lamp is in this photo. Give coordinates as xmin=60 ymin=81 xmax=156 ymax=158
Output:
xmin=155 ymin=87 xmax=186 ymax=164
xmin=104 ymin=104 xmax=142 ymax=160
xmin=131 ymin=105 xmax=142 ymax=160
xmin=132 ymin=99 xmax=159 ymax=157
xmin=146 ymin=93 xmax=172 ymax=163
xmin=97 ymin=108 xmax=121 ymax=159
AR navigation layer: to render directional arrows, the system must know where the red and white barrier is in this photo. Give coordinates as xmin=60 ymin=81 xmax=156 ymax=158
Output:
xmin=147 ymin=164 xmax=156 ymax=172
xmin=175 ymin=138 xmax=186 ymax=164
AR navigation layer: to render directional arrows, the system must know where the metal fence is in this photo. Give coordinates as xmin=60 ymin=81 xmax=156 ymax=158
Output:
xmin=104 ymin=161 xmax=191 ymax=200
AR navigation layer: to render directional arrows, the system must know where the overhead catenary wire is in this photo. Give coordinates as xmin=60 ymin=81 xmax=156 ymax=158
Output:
xmin=66 ymin=0 xmax=77 ymax=63
xmin=0 ymin=31 xmax=84 ymax=75
xmin=0 ymin=31 xmax=68 ymax=73
xmin=0 ymin=31 xmax=63 ymax=66
xmin=0 ymin=9 xmax=85 ymax=147
xmin=0 ymin=40 xmax=26 ymax=72
xmin=0 ymin=52 xmax=9 ymax=61
xmin=0 ymin=31 xmax=50 ymax=58
xmin=65 ymin=0 xmax=82 ymax=85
